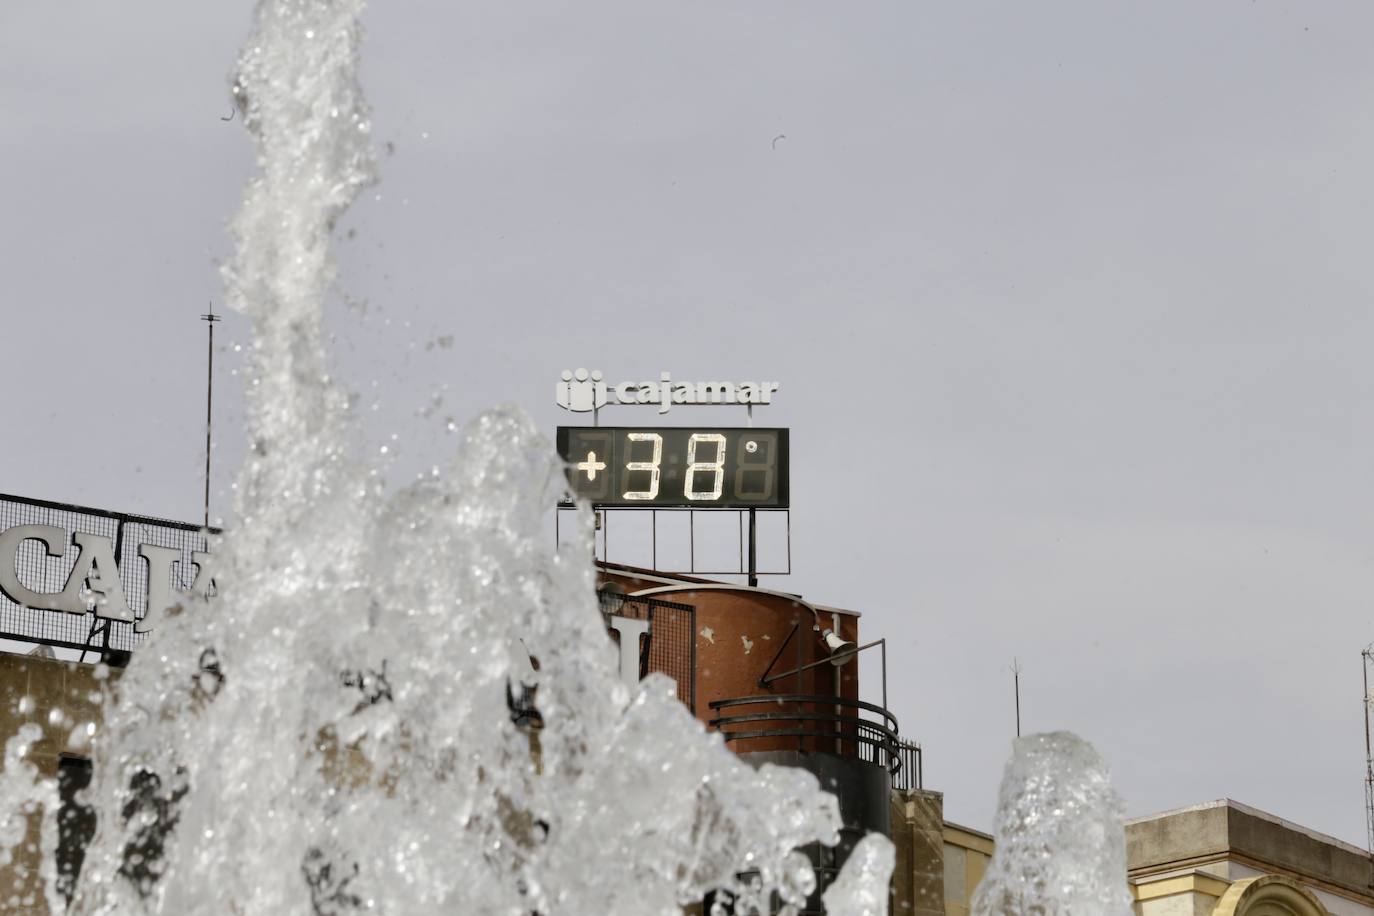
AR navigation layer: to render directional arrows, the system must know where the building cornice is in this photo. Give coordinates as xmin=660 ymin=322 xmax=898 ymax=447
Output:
xmin=1130 ymin=852 xmax=1374 ymax=909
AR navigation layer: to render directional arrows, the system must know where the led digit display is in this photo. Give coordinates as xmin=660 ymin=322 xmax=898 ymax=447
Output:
xmin=556 ymin=427 xmax=789 ymax=509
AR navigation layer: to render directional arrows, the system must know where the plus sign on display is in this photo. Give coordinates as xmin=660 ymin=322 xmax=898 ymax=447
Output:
xmin=577 ymin=451 xmax=608 ymax=480
xmin=556 ymin=427 xmax=790 ymax=509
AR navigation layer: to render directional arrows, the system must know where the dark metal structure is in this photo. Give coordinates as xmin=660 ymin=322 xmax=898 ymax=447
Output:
xmin=200 ymin=307 xmax=221 ymax=530
xmin=1363 ymin=646 xmax=1374 ymax=857
xmin=55 ymin=754 xmax=95 ymax=905
xmin=558 ymin=505 xmax=792 ymax=579
xmin=708 ymin=692 xmax=911 ymax=914
xmin=556 ymin=426 xmax=790 ymax=510
xmin=890 ymin=738 xmax=924 ymax=793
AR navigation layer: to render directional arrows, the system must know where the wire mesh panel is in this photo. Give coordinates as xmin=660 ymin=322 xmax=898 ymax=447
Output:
xmin=599 ymin=591 xmax=696 ymax=714
xmin=0 ymin=493 xmax=214 ymax=653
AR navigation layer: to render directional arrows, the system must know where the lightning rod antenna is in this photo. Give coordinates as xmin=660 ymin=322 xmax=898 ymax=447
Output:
xmin=200 ymin=306 xmax=221 ymax=530
xmin=1011 ymin=657 xmax=1022 ymax=738
xmin=1363 ymin=647 xmax=1374 ymax=859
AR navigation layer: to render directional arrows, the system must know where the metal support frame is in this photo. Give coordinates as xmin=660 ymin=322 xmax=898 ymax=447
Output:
xmin=709 ymin=693 xmax=902 ymax=772
xmin=760 ymin=638 xmax=886 ymax=689
xmin=555 ymin=505 xmax=790 ymax=577
xmin=758 ymin=622 xmax=801 ymax=689
xmin=747 ymin=508 xmax=757 ymax=587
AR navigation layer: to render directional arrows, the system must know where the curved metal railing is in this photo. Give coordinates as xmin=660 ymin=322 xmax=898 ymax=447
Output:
xmin=708 ymin=694 xmax=903 ymax=774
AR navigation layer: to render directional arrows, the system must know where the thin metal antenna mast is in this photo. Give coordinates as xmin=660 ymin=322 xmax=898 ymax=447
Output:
xmin=1362 ymin=647 xmax=1374 ymax=857
xmin=1011 ymin=658 xmax=1022 ymax=738
xmin=200 ymin=306 xmax=221 ymax=529
xmin=746 ymin=402 xmax=757 ymax=587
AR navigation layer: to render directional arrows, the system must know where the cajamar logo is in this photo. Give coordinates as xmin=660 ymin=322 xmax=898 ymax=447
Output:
xmin=556 ymin=369 xmax=608 ymax=412
xmin=556 ymin=369 xmax=778 ymax=414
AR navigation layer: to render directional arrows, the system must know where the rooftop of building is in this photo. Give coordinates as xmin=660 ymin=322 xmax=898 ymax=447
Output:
xmin=596 ymin=561 xmax=862 ymax=618
xmin=1126 ymin=798 xmax=1374 ymax=901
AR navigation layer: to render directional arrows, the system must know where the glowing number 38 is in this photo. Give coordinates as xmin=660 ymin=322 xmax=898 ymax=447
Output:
xmin=622 ymin=432 xmax=727 ymax=502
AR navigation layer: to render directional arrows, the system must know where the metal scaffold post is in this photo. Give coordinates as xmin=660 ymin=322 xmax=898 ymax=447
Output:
xmin=1363 ymin=647 xmax=1374 ymax=859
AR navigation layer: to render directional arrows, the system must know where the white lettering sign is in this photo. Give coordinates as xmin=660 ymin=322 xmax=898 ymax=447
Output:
xmin=0 ymin=525 xmax=70 ymax=612
xmin=606 ymin=615 xmax=650 ymax=685
xmin=556 ymin=369 xmax=779 ymax=415
xmin=0 ymin=498 xmax=213 ymax=635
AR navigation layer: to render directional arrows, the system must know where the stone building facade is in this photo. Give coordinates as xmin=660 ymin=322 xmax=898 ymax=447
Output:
xmin=935 ymin=798 xmax=1374 ymax=916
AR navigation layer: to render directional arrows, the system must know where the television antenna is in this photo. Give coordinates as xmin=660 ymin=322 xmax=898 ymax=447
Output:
xmin=200 ymin=306 xmax=221 ymax=529
xmin=1011 ymin=658 xmax=1022 ymax=738
xmin=1362 ymin=647 xmax=1374 ymax=858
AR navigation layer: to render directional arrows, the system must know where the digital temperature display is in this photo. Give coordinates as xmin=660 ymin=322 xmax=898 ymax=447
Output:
xmin=557 ymin=427 xmax=789 ymax=509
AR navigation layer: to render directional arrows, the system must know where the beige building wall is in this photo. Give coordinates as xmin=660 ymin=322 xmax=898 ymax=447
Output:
xmin=941 ymin=822 xmax=992 ymax=916
xmin=0 ymin=653 xmax=113 ymax=916
xmin=931 ymin=799 xmax=1374 ymax=916
xmin=1211 ymin=862 xmax=1372 ymax=916
xmin=889 ymin=788 xmax=946 ymax=916
xmin=1130 ymin=872 xmax=1371 ymax=916
xmin=1133 ymin=871 xmax=1237 ymax=916
xmin=1133 ymin=862 xmax=1374 ymax=916
xmin=1127 ymin=800 xmax=1374 ymax=916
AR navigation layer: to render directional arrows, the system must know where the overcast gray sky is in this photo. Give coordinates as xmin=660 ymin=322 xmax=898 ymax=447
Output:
xmin=5 ymin=0 xmax=1374 ymax=844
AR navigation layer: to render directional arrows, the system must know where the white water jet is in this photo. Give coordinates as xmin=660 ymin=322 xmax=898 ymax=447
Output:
xmin=0 ymin=1 xmax=889 ymax=913
xmin=821 ymin=835 xmax=894 ymax=916
xmin=0 ymin=4 xmax=1151 ymax=916
xmin=0 ymin=726 xmax=57 ymax=910
xmin=970 ymin=732 xmax=1132 ymax=916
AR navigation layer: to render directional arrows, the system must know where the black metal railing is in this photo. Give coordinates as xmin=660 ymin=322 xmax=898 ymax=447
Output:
xmin=889 ymin=739 xmax=923 ymax=791
xmin=708 ymin=694 xmax=902 ymax=773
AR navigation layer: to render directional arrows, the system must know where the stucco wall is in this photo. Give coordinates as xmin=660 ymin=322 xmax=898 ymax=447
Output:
xmin=1127 ymin=801 xmax=1374 ymax=912
xmin=942 ymin=823 xmax=993 ymax=916
xmin=890 ymin=789 xmax=945 ymax=916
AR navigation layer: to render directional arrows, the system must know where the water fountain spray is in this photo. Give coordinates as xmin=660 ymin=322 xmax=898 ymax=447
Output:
xmin=0 ymin=1 xmax=880 ymax=913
